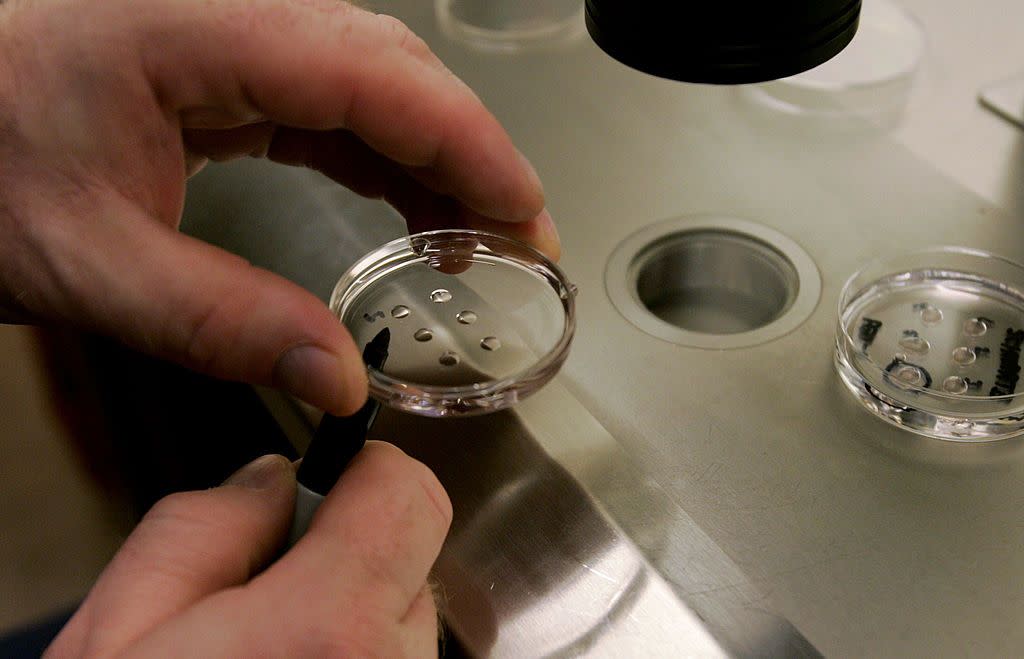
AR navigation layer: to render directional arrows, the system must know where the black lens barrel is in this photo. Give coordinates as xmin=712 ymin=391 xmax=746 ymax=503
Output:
xmin=585 ymin=0 xmax=861 ymax=84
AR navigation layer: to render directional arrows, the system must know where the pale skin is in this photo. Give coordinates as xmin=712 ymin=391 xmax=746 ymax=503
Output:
xmin=0 ymin=0 xmax=560 ymax=655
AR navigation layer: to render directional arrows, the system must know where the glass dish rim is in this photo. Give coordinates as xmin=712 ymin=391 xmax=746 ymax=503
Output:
xmin=329 ymin=229 xmax=577 ymax=412
xmin=836 ymin=244 xmax=1024 ymax=404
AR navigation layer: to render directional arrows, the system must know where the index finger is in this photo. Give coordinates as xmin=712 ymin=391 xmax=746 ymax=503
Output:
xmin=142 ymin=0 xmax=545 ymax=223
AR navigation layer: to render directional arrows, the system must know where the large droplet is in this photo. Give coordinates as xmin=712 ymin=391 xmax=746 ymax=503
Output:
xmin=414 ymin=328 xmax=433 ymax=342
xmin=430 ymin=289 xmax=453 ymax=303
xmin=439 ymin=351 xmax=460 ymax=366
xmin=391 ymin=305 xmax=410 ymax=319
xmin=919 ymin=304 xmax=943 ymax=326
xmin=456 ymin=310 xmax=478 ymax=325
xmin=942 ymin=376 xmax=969 ymax=394
xmin=952 ymin=346 xmax=976 ymax=366
xmin=897 ymin=334 xmax=929 ymax=354
xmin=892 ymin=364 xmax=926 ymax=387
xmin=963 ymin=318 xmax=988 ymax=337
xmin=480 ymin=336 xmax=502 ymax=351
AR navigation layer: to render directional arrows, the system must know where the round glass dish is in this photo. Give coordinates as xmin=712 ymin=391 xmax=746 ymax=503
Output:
xmin=330 ymin=230 xmax=576 ymax=417
xmin=744 ymin=0 xmax=924 ymax=125
xmin=835 ymin=246 xmax=1024 ymax=441
xmin=434 ymin=0 xmax=585 ymax=52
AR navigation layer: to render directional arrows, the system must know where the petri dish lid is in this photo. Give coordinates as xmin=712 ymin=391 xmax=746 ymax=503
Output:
xmin=330 ymin=230 xmax=577 ymax=417
xmin=435 ymin=0 xmax=585 ymax=53
xmin=745 ymin=0 xmax=924 ymax=123
xmin=835 ymin=246 xmax=1024 ymax=441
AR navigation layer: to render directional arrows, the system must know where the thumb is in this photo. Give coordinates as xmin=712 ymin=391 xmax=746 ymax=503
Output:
xmin=38 ymin=198 xmax=367 ymax=415
xmin=47 ymin=455 xmax=297 ymax=658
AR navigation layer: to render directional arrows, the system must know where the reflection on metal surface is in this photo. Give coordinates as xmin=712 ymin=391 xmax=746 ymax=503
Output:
xmin=379 ymin=380 xmax=819 ymax=657
xmin=377 ymin=406 xmax=725 ymax=656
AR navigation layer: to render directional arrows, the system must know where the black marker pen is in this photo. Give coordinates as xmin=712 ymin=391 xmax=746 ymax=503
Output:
xmin=288 ymin=327 xmax=390 ymax=546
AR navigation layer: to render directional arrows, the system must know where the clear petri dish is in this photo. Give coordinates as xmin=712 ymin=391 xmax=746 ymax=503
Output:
xmin=330 ymin=230 xmax=576 ymax=417
xmin=434 ymin=0 xmax=585 ymax=52
xmin=744 ymin=0 xmax=924 ymax=125
xmin=835 ymin=246 xmax=1024 ymax=441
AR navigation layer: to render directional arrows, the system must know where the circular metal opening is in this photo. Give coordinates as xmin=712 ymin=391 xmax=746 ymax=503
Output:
xmin=635 ymin=231 xmax=799 ymax=334
xmin=606 ymin=216 xmax=820 ymax=349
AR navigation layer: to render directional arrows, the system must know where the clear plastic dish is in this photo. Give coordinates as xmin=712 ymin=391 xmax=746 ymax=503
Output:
xmin=835 ymin=247 xmax=1024 ymax=441
xmin=745 ymin=0 xmax=924 ymax=125
xmin=434 ymin=0 xmax=585 ymax=52
xmin=330 ymin=230 xmax=576 ymax=417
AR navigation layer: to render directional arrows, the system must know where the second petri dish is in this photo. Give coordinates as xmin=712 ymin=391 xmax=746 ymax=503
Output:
xmin=435 ymin=0 xmax=585 ymax=52
xmin=745 ymin=0 xmax=924 ymax=124
xmin=331 ymin=230 xmax=576 ymax=417
xmin=835 ymin=247 xmax=1024 ymax=441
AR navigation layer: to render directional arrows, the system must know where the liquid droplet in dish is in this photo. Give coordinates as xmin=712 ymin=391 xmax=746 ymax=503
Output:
xmin=480 ymin=336 xmax=501 ymax=351
xmin=897 ymin=334 xmax=929 ymax=354
xmin=942 ymin=376 xmax=969 ymax=394
xmin=963 ymin=318 xmax=988 ymax=337
xmin=430 ymin=289 xmax=453 ymax=303
xmin=456 ymin=310 xmax=478 ymax=325
xmin=439 ymin=351 xmax=460 ymax=366
xmin=892 ymin=364 xmax=927 ymax=387
xmin=391 ymin=305 xmax=410 ymax=319
xmin=952 ymin=346 xmax=976 ymax=365
xmin=414 ymin=328 xmax=433 ymax=342
xmin=919 ymin=304 xmax=943 ymax=326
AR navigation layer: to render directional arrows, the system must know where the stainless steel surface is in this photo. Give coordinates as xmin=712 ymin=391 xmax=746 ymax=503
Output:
xmin=606 ymin=216 xmax=820 ymax=349
xmin=181 ymin=0 xmax=1024 ymax=655
xmin=892 ymin=0 xmax=1024 ymax=212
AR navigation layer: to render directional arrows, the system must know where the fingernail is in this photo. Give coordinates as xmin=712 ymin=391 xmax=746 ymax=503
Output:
xmin=516 ymin=149 xmax=545 ymax=213
xmin=274 ymin=345 xmax=366 ymax=415
xmin=535 ymin=209 xmax=561 ymax=261
xmin=224 ymin=454 xmax=289 ymax=490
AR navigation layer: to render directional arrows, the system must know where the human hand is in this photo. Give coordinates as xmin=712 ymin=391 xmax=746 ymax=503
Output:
xmin=47 ymin=445 xmax=453 ymax=657
xmin=0 ymin=0 xmax=558 ymax=415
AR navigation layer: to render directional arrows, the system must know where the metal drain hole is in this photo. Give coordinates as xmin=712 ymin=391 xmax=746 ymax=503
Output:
xmin=635 ymin=231 xmax=799 ymax=335
xmin=606 ymin=216 xmax=820 ymax=349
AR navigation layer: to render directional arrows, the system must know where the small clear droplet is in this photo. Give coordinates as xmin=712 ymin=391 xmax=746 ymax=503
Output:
xmin=456 ymin=310 xmax=478 ymax=325
xmin=430 ymin=289 xmax=453 ymax=303
xmin=963 ymin=318 xmax=988 ymax=337
xmin=893 ymin=364 xmax=926 ymax=387
xmin=391 ymin=305 xmax=410 ymax=319
xmin=943 ymin=376 xmax=969 ymax=394
xmin=920 ymin=305 xmax=943 ymax=325
xmin=897 ymin=335 xmax=930 ymax=354
xmin=414 ymin=328 xmax=433 ymax=342
xmin=439 ymin=351 xmax=460 ymax=366
xmin=952 ymin=346 xmax=976 ymax=365
xmin=480 ymin=336 xmax=501 ymax=351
